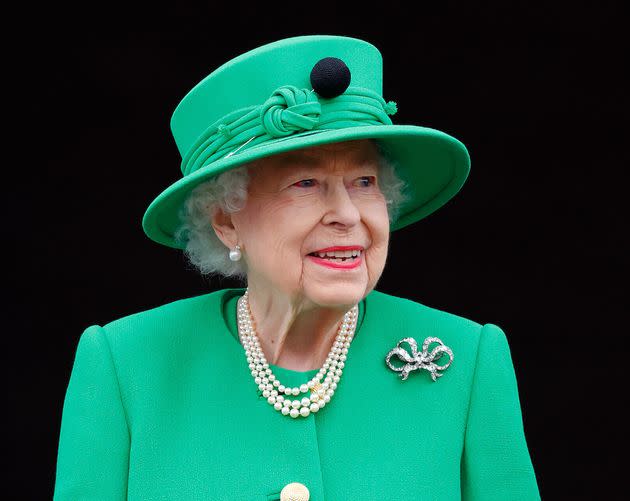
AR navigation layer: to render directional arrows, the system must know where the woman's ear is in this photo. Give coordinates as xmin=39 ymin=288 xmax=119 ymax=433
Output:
xmin=210 ymin=207 xmax=238 ymax=249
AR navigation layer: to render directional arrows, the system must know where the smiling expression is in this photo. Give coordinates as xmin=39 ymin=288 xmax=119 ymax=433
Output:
xmin=227 ymin=139 xmax=390 ymax=308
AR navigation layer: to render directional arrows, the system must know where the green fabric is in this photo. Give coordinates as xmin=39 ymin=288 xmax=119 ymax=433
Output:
xmin=54 ymin=288 xmax=540 ymax=500
xmin=141 ymin=35 xmax=471 ymax=249
xmin=181 ymin=85 xmax=397 ymax=176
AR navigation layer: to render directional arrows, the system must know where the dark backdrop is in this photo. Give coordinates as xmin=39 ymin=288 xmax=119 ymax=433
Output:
xmin=13 ymin=1 xmax=626 ymax=499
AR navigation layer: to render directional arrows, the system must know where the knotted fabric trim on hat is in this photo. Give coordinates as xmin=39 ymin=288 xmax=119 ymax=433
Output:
xmin=180 ymin=85 xmax=398 ymax=176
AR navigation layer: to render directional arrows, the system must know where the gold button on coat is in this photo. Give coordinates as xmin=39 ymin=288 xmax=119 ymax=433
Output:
xmin=280 ymin=481 xmax=310 ymax=501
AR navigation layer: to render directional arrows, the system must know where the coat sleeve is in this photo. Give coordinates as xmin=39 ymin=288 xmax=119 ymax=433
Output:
xmin=54 ymin=324 xmax=130 ymax=500
xmin=460 ymin=323 xmax=540 ymax=500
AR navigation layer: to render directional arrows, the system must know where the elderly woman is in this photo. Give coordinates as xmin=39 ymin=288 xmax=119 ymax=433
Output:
xmin=54 ymin=35 xmax=540 ymax=500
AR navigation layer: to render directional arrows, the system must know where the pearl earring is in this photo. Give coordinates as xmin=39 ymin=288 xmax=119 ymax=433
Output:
xmin=229 ymin=244 xmax=242 ymax=262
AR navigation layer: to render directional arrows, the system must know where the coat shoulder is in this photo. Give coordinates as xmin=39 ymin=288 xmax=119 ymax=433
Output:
xmin=101 ymin=290 xmax=220 ymax=330
xmin=368 ymin=289 xmax=483 ymax=329
xmin=93 ymin=288 xmax=232 ymax=359
xmin=367 ymin=289 xmax=485 ymax=348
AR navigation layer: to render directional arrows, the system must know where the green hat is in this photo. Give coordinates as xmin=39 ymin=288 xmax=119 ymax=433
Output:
xmin=142 ymin=35 xmax=471 ymax=249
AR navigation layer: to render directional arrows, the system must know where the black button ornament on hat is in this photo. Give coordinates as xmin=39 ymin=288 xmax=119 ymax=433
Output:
xmin=310 ymin=57 xmax=351 ymax=98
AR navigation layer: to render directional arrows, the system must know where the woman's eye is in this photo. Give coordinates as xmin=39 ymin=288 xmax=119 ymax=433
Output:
xmin=357 ymin=176 xmax=376 ymax=187
xmin=293 ymin=179 xmax=317 ymax=188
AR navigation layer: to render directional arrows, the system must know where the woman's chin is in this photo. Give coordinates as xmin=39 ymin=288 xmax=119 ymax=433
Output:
xmin=302 ymin=283 xmax=366 ymax=309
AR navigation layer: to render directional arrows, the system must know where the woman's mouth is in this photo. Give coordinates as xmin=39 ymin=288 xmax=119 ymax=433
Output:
xmin=306 ymin=249 xmax=363 ymax=269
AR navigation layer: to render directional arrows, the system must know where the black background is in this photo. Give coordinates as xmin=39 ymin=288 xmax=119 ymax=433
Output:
xmin=13 ymin=1 xmax=626 ymax=499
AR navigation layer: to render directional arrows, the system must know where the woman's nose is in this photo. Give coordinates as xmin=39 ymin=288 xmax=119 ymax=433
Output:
xmin=321 ymin=182 xmax=361 ymax=227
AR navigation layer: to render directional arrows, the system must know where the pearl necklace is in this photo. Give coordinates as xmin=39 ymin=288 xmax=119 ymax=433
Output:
xmin=237 ymin=288 xmax=359 ymax=419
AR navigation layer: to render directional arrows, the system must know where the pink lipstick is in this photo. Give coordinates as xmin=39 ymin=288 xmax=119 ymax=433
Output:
xmin=306 ymin=246 xmax=364 ymax=270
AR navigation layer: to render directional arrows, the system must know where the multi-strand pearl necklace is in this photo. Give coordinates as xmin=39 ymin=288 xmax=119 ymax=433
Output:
xmin=237 ymin=289 xmax=359 ymax=418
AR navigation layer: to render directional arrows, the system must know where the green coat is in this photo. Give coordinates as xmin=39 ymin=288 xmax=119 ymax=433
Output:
xmin=54 ymin=287 xmax=540 ymax=500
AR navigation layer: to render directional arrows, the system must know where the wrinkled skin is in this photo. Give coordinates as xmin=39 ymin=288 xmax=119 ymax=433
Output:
xmin=211 ymin=139 xmax=390 ymax=371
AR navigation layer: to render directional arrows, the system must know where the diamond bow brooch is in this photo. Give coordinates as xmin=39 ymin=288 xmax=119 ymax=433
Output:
xmin=385 ymin=337 xmax=454 ymax=381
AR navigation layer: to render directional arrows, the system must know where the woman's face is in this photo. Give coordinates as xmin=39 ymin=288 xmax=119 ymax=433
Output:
xmin=229 ymin=139 xmax=390 ymax=308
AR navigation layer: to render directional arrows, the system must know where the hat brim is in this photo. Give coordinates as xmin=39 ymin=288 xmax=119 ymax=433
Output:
xmin=142 ymin=124 xmax=470 ymax=249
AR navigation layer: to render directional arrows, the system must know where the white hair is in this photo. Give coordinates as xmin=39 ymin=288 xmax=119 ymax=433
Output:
xmin=174 ymin=141 xmax=409 ymax=280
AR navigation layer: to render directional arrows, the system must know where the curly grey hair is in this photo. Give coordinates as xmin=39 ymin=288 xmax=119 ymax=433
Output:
xmin=174 ymin=141 xmax=409 ymax=280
